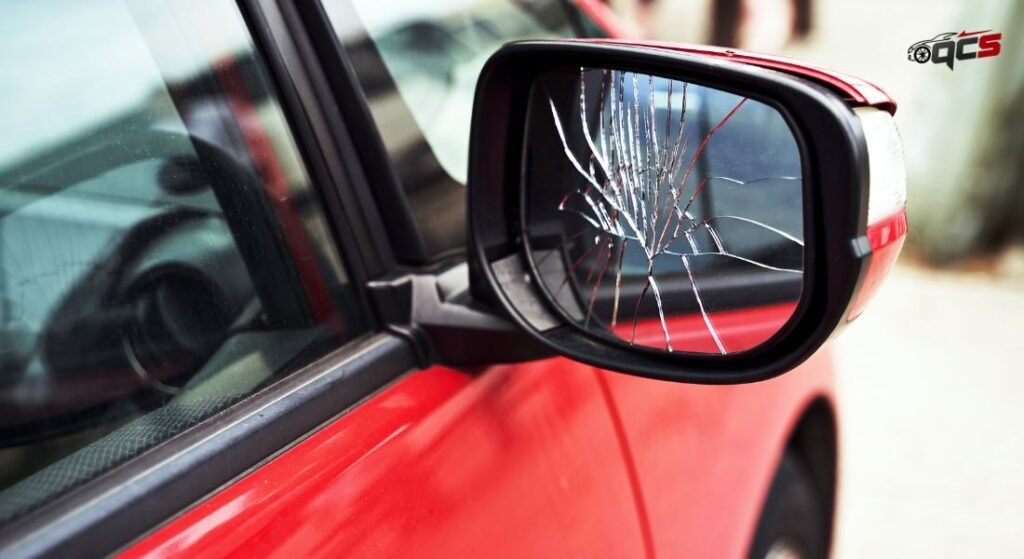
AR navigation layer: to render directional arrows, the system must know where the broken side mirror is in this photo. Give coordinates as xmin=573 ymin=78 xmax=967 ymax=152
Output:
xmin=467 ymin=41 xmax=906 ymax=383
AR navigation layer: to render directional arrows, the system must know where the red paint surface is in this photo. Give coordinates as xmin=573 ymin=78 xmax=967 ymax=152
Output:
xmin=573 ymin=0 xmax=630 ymax=38
xmin=578 ymin=39 xmax=897 ymax=114
xmin=848 ymin=209 xmax=907 ymax=320
xmin=123 ymin=348 xmax=834 ymax=559
xmin=122 ymin=361 xmax=647 ymax=559
xmin=618 ymin=302 xmax=798 ymax=354
xmin=597 ymin=350 xmax=836 ymax=559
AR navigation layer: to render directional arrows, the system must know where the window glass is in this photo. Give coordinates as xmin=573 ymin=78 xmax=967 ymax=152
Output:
xmin=0 ymin=0 xmax=365 ymax=524
xmin=323 ymin=0 xmax=600 ymax=257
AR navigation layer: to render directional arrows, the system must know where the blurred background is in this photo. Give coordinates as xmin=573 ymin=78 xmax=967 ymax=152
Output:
xmin=603 ymin=0 xmax=1024 ymax=555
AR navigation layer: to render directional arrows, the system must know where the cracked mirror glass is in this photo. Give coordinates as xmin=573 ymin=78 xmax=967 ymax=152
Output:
xmin=524 ymin=67 xmax=804 ymax=355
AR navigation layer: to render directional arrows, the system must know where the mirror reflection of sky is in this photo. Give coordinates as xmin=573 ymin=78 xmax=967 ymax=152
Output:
xmin=598 ymin=74 xmax=802 ymax=274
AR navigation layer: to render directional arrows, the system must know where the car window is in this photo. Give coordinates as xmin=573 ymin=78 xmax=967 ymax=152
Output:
xmin=322 ymin=0 xmax=601 ymax=258
xmin=0 ymin=0 xmax=367 ymax=524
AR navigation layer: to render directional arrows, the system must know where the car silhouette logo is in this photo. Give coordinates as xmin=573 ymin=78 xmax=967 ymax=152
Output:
xmin=908 ymin=30 xmax=1002 ymax=69
xmin=907 ymin=32 xmax=958 ymax=63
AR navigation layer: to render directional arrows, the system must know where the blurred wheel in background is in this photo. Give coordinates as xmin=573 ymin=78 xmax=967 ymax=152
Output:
xmin=748 ymin=452 xmax=828 ymax=559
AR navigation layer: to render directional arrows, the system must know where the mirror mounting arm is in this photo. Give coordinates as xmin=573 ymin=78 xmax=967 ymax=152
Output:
xmin=368 ymin=264 xmax=553 ymax=369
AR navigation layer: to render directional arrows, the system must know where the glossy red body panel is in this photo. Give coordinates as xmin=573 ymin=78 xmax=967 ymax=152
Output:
xmin=580 ymin=39 xmax=897 ymax=114
xmin=123 ymin=361 xmax=648 ymax=559
xmin=619 ymin=302 xmax=797 ymax=353
xmin=125 ymin=355 xmax=835 ymax=559
xmin=848 ymin=209 xmax=908 ymax=319
xmin=597 ymin=351 xmax=836 ymax=559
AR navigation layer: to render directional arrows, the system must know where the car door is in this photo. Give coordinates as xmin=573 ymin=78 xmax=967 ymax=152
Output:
xmin=0 ymin=0 xmax=645 ymax=557
xmin=124 ymin=360 xmax=647 ymax=558
xmin=294 ymin=3 xmax=846 ymax=559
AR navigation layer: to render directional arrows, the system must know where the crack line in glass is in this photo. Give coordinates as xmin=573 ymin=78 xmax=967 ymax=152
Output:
xmin=544 ymin=68 xmax=803 ymax=354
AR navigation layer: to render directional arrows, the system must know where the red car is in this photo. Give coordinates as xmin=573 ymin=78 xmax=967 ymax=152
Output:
xmin=0 ymin=1 xmax=905 ymax=558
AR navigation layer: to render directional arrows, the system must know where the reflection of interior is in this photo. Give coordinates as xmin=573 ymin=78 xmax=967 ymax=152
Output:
xmin=0 ymin=0 xmax=354 ymax=516
xmin=334 ymin=0 xmax=593 ymax=256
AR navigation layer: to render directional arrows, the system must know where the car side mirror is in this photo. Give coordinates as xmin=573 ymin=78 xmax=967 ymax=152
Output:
xmin=467 ymin=40 xmax=906 ymax=383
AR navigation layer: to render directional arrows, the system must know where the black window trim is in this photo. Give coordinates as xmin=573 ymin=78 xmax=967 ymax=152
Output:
xmin=290 ymin=0 xmax=433 ymax=265
xmin=249 ymin=0 xmax=400 ymax=286
xmin=0 ymin=0 xmax=423 ymax=555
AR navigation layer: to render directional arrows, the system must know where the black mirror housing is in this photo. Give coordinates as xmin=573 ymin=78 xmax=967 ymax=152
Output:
xmin=467 ymin=40 xmax=905 ymax=384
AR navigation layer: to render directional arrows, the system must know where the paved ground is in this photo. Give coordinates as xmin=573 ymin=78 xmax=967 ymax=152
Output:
xmin=832 ymin=262 xmax=1024 ymax=557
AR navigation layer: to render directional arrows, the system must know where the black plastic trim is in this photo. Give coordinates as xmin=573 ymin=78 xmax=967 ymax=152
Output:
xmin=245 ymin=0 xmax=397 ymax=283
xmin=289 ymin=0 xmax=430 ymax=265
xmin=368 ymin=263 xmax=552 ymax=367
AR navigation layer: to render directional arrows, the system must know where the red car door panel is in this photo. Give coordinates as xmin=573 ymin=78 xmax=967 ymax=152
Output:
xmin=600 ymin=350 xmax=836 ymax=558
xmin=123 ymin=359 xmax=645 ymax=558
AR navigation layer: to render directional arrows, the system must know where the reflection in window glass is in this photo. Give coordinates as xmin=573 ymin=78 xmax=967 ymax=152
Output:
xmin=323 ymin=0 xmax=594 ymax=256
xmin=0 ymin=0 xmax=364 ymax=524
xmin=341 ymin=0 xmax=576 ymax=182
